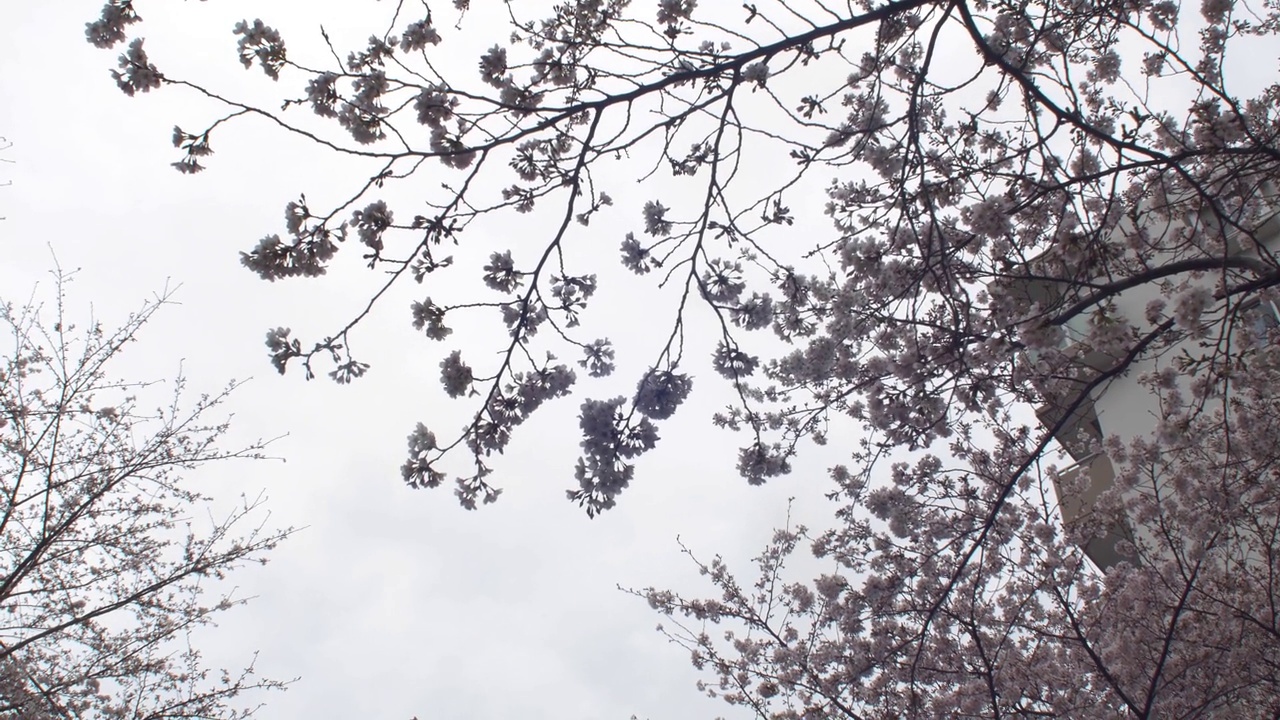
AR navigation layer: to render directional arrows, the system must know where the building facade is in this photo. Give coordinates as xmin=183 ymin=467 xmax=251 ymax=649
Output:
xmin=1022 ymin=190 xmax=1280 ymax=570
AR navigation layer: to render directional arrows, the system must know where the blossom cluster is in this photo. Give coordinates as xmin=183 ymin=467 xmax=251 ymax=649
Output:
xmin=233 ymin=19 xmax=287 ymax=80
xmin=84 ymin=0 xmax=139 ymax=49
xmin=570 ymin=397 xmax=660 ymax=516
xmin=111 ymin=38 xmax=161 ymax=96
xmin=241 ymin=198 xmax=343 ymax=281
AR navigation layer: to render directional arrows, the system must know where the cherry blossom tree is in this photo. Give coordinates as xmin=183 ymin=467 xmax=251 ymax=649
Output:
xmin=0 ymin=273 xmax=291 ymax=718
xmin=84 ymin=0 xmax=1280 ymax=715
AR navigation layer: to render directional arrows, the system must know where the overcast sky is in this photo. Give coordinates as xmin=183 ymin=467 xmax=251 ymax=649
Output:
xmin=0 ymin=3 xmax=851 ymax=719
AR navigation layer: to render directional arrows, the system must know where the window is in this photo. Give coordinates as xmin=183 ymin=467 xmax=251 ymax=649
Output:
xmin=1240 ymin=298 xmax=1280 ymax=347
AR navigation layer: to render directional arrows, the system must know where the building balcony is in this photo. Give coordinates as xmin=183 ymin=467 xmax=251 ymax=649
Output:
xmin=1052 ymin=452 xmax=1132 ymax=571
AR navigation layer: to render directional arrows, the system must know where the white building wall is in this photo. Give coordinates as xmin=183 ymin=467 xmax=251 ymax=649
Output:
xmin=1042 ymin=195 xmax=1280 ymax=570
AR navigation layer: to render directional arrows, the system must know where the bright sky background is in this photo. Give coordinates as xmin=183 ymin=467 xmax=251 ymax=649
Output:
xmin=1 ymin=3 xmax=851 ymax=718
